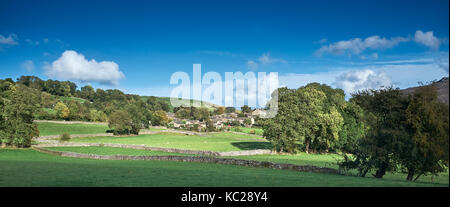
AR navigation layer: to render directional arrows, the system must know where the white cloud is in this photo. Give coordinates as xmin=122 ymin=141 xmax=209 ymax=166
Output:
xmin=0 ymin=34 xmax=19 ymax=45
xmin=21 ymin=60 xmax=35 ymax=72
xmin=44 ymin=50 xmax=125 ymax=86
xmin=247 ymin=52 xmax=287 ymax=69
xmin=278 ymin=60 xmax=446 ymax=98
xmin=258 ymin=52 xmax=288 ymax=64
xmin=334 ymin=69 xmax=392 ymax=95
xmin=43 ymin=38 xmax=49 ymax=44
xmin=435 ymin=53 xmax=449 ymax=73
xmin=414 ymin=30 xmax=440 ymax=50
xmin=247 ymin=60 xmax=258 ymax=70
xmin=317 ymin=35 xmax=409 ymax=56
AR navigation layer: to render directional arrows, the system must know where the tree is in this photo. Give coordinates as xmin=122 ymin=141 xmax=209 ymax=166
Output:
xmin=195 ymin=107 xmax=210 ymax=121
xmin=152 ymin=110 xmax=169 ymax=126
xmin=54 ymin=101 xmax=70 ymax=120
xmin=262 ymin=83 xmax=350 ymax=154
xmin=89 ymin=109 xmax=107 ymax=122
xmin=80 ymin=85 xmax=96 ymax=101
xmin=0 ymin=85 xmax=39 ymax=147
xmin=336 ymin=101 xmax=368 ymax=154
xmin=108 ymin=110 xmax=133 ymax=135
xmin=206 ymin=119 xmax=215 ymax=132
xmin=215 ymin=106 xmax=225 ymax=115
xmin=241 ymin=105 xmax=252 ymax=113
xmin=399 ymin=85 xmax=449 ymax=181
xmin=342 ymin=87 xmax=410 ymax=179
xmin=225 ymin=107 xmax=236 ymax=113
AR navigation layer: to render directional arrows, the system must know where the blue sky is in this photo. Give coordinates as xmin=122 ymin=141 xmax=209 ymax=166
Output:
xmin=0 ymin=0 xmax=448 ymax=105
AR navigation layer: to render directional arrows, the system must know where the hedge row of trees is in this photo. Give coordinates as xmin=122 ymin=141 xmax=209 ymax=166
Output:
xmin=262 ymin=82 xmax=449 ymax=181
xmin=1 ymin=76 xmax=173 ymax=142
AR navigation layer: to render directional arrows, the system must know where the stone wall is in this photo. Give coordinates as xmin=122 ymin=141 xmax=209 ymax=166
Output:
xmin=32 ymin=146 xmax=339 ymax=175
xmin=35 ymin=142 xmax=273 ymax=156
xmin=34 ymin=120 xmax=108 ymax=125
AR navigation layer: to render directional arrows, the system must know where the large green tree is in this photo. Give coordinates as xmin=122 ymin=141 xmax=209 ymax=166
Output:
xmin=262 ymin=83 xmax=347 ymax=154
xmin=0 ymin=85 xmax=40 ymax=147
xmin=398 ymin=85 xmax=449 ymax=181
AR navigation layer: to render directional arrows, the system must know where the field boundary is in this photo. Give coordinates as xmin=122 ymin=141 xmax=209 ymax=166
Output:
xmin=34 ymin=142 xmax=272 ymax=156
xmin=34 ymin=120 xmax=108 ymax=125
xmin=31 ymin=146 xmax=339 ymax=175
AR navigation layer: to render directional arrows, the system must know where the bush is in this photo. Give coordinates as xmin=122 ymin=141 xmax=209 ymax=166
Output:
xmin=249 ymin=129 xmax=256 ymax=134
xmin=60 ymin=133 xmax=71 ymax=142
xmin=108 ymin=110 xmax=133 ymax=135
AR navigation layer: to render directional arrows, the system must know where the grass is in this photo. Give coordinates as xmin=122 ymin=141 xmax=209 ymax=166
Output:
xmin=147 ymin=127 xmax=169 ymax=131
xmin=37 ymin=122 xmax=111 ymax=136
xmin=232 ymin=127 xmax=264 ymax=135
xmin=1 ymin=148 xmax=448 ymax=187
xmin=45 ymin=146 xmax=199 ymax=156
xmin=69 ymin=132 xmax=270 ymax=152
xmin=227 ymin=153 xmax=449 ymax=185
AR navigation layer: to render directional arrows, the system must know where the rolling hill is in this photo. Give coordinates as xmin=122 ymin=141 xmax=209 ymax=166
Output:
xmin=401 ymin=77 xmax=449 ymax=104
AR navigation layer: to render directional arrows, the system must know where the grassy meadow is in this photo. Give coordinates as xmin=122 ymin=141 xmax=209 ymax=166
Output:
xmin=0 ymin=122 xmax=444 ymax=186
xmin=1 ymin=148 xmax=447 ymax=187
xmin=37 ymin=122 xmax=111 ymax=136
xmin=68 ymin=132 xmax=270 ymax=152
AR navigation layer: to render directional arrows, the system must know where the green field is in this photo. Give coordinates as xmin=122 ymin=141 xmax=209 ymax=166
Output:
xmin=232 ymin=127 xmax=264 ymax=135
xmin=45 ymin=146 xmax=200 ymax=156
xmin=37 ymin=122 xmax=111 ymax=136
xmin=1 ymin=149 xmax=447 ymax=187
xmin=227 ymin=153 xmax=449 ymax=185
xmin=69 ymin=132 xmax=270 ymax=152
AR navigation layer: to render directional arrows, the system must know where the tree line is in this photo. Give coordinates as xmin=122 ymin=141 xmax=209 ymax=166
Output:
xmin=0 ymin=76 xmax=172 ymax=144
xmin=262 ymin=82 xmax=449 ymax=181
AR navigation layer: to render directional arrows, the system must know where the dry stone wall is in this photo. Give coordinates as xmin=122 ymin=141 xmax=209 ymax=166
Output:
xmin=32 ymin=146 xmax=339 ymax=175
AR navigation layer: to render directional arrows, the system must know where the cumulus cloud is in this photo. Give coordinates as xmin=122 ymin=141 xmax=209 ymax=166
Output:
xmin=414 ymin=30 xmax=440 ymax=50
xmin=44 ymin=50 xmax=125 ymax=86
xmin=317 ymin=35 xmax=409 ymax=56
xmin=0 ymin=34 xmax=19 ymax=45
xmin=334 ymin=69 xmax=392 ymax=95
xmin=21 ymin=60 xmax=35 ymax=72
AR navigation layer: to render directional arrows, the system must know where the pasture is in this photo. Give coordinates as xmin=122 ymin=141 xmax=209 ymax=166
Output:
xmin=1 ymin=122 xmax=446 ymax=187
xmin=37 ymin=122 xmax=111 ymax=136
xmin=0 ymin=149 xmax=446 ymax=187
xmin=67 ymin=132 xmax=271 ymax=152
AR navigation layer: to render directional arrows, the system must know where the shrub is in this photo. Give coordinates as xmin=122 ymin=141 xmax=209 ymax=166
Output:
xmin=108 ymin=110 xmax=133 ymax=135
xmin=249 ymin=129 xmax=256 ymax=134
xmin=60 ymin=133 xmax=71 ymax=142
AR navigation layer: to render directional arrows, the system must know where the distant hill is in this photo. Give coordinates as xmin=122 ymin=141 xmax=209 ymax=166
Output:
xmin=140 ymin=96 xmax=220 ymax=111
xmin=401 ymin=77 xmax=449 ymax=105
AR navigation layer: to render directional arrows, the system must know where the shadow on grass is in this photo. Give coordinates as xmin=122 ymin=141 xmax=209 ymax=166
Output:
xmin=231 ymin=142 xmax=272 ymax=150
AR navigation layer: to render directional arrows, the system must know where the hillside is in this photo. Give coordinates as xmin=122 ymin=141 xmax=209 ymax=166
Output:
xmin=401 ymin=77 xmax=449 ymax=104
xmin=141 ymin=96 xmax=220 ymax=111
